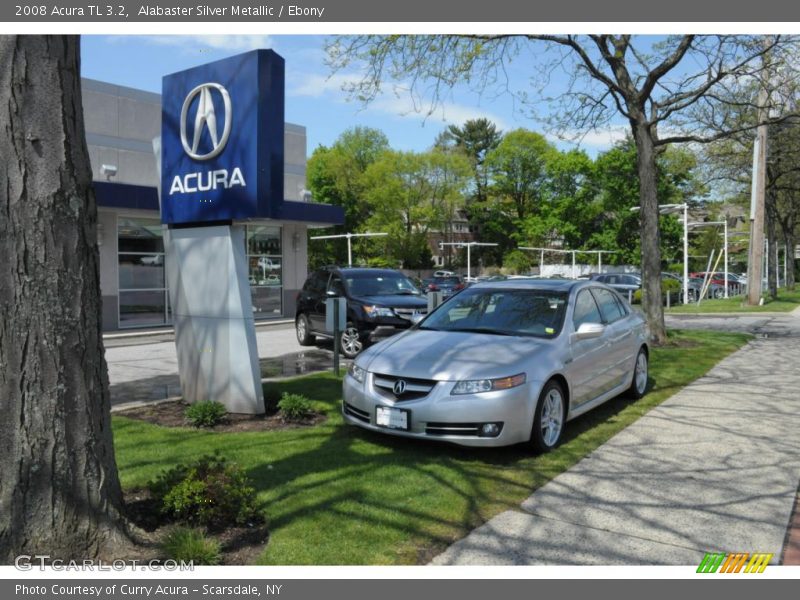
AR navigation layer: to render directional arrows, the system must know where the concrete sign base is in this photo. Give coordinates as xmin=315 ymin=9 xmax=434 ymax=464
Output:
xmin=164 ymin=225 xmax=265 ymax=414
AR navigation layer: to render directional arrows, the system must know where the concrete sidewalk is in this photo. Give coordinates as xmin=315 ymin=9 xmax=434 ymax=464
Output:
xmin=432 ymin=313 xmax=800 ymax=565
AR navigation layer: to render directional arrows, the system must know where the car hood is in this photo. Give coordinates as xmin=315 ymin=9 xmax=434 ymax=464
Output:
xmin=360 ymin=329 xmax=548 ymax=381
xmin=350 ymin=294 xmax=427 ymax=308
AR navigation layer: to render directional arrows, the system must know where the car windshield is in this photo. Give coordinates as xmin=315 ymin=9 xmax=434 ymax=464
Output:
xmin=433 ymin=277 xmax=461 ymax=286
xmin=419 ymin=288 xmax=568 ymax=338
xmin=345 ymin=272 xmax=421 ymax=296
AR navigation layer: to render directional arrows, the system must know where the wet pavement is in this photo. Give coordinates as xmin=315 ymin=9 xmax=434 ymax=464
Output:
xmin=106 ymin=323 xmax=347 ymax=410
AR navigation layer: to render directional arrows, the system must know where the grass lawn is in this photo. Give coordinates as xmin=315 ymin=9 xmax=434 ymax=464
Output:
xmin=113 ymin=329 xmax=751 ymax=565
xmin=667 ymin=288 xmax=800 ymax=314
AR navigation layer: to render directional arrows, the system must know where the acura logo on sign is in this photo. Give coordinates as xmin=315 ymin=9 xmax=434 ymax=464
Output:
xmin=180 ymin=83 xmax=232 ymax=161
xmin=393 ymin=380 xmax=407 ymax=396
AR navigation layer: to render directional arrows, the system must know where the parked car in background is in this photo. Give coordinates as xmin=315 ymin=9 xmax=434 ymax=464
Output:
xmin=589 ymin=273 xmax=641 ymax=296
xmin=423 ymin=275 xmax=466 ymax=299
xmin=296 ymin=267 xmax=428 ymax=359
xmin=688 ymin=277 xmax=725 ymax=299
xmin=690 ymin=271 xmax=744 ymax=293
xmin=343 ymin=279 xmax=649 ymax=450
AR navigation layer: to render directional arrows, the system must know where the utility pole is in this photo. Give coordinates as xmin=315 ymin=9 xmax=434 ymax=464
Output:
xmin=747 ymin=43 xmax=770 ymax=305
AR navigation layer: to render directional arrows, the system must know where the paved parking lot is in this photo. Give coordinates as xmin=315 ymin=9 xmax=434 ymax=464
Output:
xmin=433 ymin=310 xmax=800 ymax=565
xmin=105 ymin=321 xmax=338 ymax=408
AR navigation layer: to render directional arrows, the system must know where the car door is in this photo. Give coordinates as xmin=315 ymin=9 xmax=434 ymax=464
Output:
xmin=303 ymin=270 xmax=330 ymax=333
xmin=590 ymin=287 xmax=631 ymax=391
xmin=566 ymin=288 xmax=616 ymax=407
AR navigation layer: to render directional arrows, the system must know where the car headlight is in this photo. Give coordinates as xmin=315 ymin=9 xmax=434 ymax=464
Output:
xmin=348 ymin=362 xmax=366 ymax=383
xmin=362 ymin=305 xmax=395 ymax=318
xmin=451 ymin=373 xmax=526 ymax=395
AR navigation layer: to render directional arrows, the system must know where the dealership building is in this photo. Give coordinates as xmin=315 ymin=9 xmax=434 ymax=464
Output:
xmin=83 ymin=76 xmax=342 ymax=331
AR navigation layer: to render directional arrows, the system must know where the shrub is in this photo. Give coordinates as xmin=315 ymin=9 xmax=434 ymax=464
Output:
xmin=278 ymin=393 xmax=314 ymax=421
xmin=161 ymin=526 xmax=221 ymax=565
xmin=633 ymin=278 xmax=681 ymax=304
xmin=148 ymin=453 xmax=260 ymax=529
xmin=185 ymin=401 xmax=227 ymax=428
xmin=263 ymin=385 xmax=282 ymax=414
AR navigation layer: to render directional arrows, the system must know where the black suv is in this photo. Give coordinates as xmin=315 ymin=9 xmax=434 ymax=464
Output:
xmin=295 ymin=267 xmax=428 ymax=358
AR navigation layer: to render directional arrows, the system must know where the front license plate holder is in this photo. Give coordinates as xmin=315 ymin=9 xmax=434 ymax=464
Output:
xmin=375 ymin=406 xmax=410 ymax=431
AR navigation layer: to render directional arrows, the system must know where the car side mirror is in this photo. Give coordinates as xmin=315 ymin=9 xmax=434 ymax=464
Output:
xmin=574 ymin=322 xmax=605 ymax=340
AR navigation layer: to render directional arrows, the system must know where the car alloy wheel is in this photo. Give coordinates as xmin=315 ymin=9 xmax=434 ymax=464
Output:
xmin=628 ymin=347 xmax=648 ymax=399
xmin=296 ymin=314 xmax=314 ymax=346
xmin=531 ymin=380 xmax=565 ymax=452
xmin=340 ymin=324 xmax=363 ymax=358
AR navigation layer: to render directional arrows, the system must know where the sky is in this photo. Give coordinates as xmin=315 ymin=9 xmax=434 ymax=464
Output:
xmin=80 ymin=35 xmax=630 ymax=157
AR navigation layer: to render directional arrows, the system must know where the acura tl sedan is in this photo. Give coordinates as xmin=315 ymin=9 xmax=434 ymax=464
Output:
xmin=342 ymin=279 xmax=649 ymax=451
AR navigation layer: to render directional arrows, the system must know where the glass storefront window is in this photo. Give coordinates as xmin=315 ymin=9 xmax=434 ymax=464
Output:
xmin=119 ymin=290 xmax=167 ymax=327
xmin=118 ymin=218 xmax=165 ymax=253
xmin=118 ymin=217 xmax=168 ymax=328
xmin=246 ymin=225 xmax=282 ymax=318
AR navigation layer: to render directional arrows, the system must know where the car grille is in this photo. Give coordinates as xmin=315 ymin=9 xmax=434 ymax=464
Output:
xmin=425 ymin=422 xmax=481 ymax=437
xmin=373 ymin=373 xmax=437 ymax=402
xmin=343 ymin=402 xmax=370 ymax=424
xmin=393 ymin=307 xmax=428 ymax=321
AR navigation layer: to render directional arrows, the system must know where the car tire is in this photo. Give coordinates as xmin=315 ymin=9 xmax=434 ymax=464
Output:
xmin=530 ymin=380 xmax=566 ymax=453
xmin=339 ymin=321 xmax=364 ymax=359
xmin=628 ymin=346 xmax=649 ymax=399
xmin=713 ymin=288 xmax=724 ymax=299
xmin=296 ymin=313 xmax=315 ymax=346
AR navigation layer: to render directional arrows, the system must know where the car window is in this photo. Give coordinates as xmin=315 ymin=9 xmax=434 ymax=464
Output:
xmin=420 ymin=288 xmax=568 ymax=338
xmin=573 ymin=289 xmax=603 ymax=329
xmin=328 ymin=275 xmax=346 ymax=296
xmin=611 ymin=292 xmax=630 ymax=315
xmin=622 ymin=275 xmax=639 ymax=285
xmin=304 ymin=270 xmax=328 ymax=295
xmin=605 ymin=275 xmax=618 ymax=284
xmin=591 ymin=287 xmax=625 ymax=323
xmin=345 ymin=272 xmax=420 ymax=296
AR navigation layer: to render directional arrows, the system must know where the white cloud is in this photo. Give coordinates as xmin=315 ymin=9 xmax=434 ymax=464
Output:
xmin=371 ymin=95 xmax=511 ymax=130
xmin=548 ymin=126 xmax=631 ymax=149
xmin=288 ymin=72 xmax=361 ymax=98
xmin=289 ymin=71 xmax=510 ymax=130
xmin=142 ymin=35 xmax=275 ymax=53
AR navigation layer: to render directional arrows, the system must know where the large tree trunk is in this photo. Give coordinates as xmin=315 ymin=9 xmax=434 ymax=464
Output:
xmin=632 ymin=121 xmax=666 ymax=344
xmin=766 ymin=188 xmax=779 ymax=298
xmin=0 ymin=35 xmax=130 ymax=561
xmin=786 ymin=230 xmax=796 ymax=291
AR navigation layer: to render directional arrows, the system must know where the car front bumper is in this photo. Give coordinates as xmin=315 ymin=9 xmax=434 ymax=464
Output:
xmin=342 ymin=371 xmax=537 ymax=447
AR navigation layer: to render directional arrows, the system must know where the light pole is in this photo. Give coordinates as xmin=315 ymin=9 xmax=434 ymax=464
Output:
xmin=439 ymin=241 xmax=498 ymax=281
xmin=631 ymin=203 xmax=689 ymax=304
xmin=578 ymin=250 xmax=618 ymax=273
xmin=309 ymin=232 xmax=389 ymax=267
xmin=688 ymin=221 xmax=729 ymax=297
xmin=518 ymin=247 xmax=574 ymax=278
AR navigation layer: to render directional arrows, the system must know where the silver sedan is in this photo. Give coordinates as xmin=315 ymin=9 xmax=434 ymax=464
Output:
xmin=342 ymin=280 xmax=650 ymax=450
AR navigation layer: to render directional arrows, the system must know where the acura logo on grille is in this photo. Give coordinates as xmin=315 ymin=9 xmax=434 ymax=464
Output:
xmin=393 ymin=380 xmax=407 ymax=396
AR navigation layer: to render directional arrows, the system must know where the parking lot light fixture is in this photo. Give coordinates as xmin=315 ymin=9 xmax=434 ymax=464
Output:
xmin=309 ymin=232 xmax=389 ymax=267
xmin=440 ymin=241 xmax=498 ymax=280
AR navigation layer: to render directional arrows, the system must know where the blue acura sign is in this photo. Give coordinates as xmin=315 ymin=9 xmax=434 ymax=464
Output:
xmin=161 ymin=50 xmax=285 ymax=225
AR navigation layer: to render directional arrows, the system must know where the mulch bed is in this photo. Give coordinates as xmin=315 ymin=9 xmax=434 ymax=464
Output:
xmin=125 ymin=488 xmax=270 ymax=566
xmin=117 ymin=399 xmax=325 ymax=432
